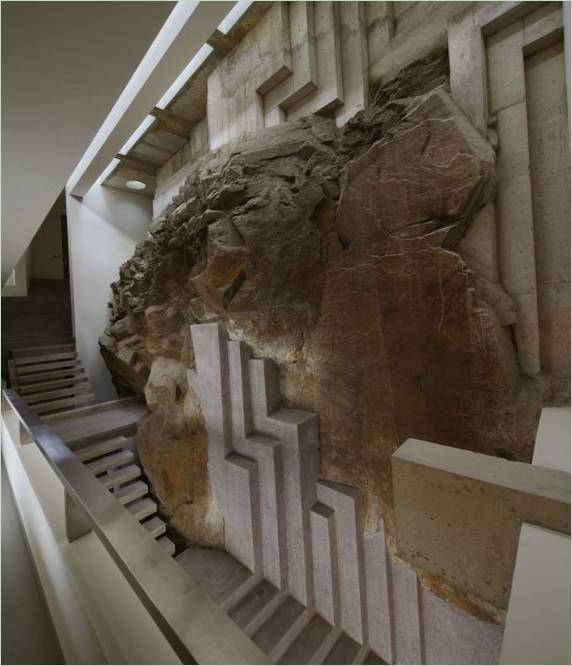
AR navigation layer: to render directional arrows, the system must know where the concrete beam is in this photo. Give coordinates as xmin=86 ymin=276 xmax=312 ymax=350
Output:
xmin=68 ymin=1 xmax=235 ymax=198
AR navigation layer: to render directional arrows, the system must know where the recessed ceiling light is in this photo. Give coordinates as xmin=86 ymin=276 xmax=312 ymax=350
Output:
xmin=126 ymin=180 xmax=146 ymax=190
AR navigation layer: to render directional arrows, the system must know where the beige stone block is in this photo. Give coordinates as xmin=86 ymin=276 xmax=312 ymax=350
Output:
xmin=523 ymin=3 xmax=563 ymax=50
xmin=537 ymin=281 xmax=571 ymax=375
xmin=458 ymin=202 xmax=499 ymax=283
xmin=496 ymin=102 xmax=531 ymax=179
xmin=366 ymin=1 xmax=393 ymax=27
xmin=288 ymin=2 xmax=343 ymax=121
xmin=496 ymin=174 xmax=537 ymax=294
xmin=486 ymin=20 xmax=525 ymax=113
xmin=392 ymin=438 xmax=570 ymax=609
xmin=512 ymin=291 xmax=542 ymax=376
xmin=449 ymin=11 xmax=487 ymax=134
xmin=263 ymin=2 xmax=318 ymax=118
xmin=335 ymin=2 xmax=368 ymax=127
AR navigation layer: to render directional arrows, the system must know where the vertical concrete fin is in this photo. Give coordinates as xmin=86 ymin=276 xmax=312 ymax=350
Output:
xmin=316 ymin=480 xmax=367 ymax=644
xmin=225 ymin=453 xmax=262 ymax=574
xmin=391 ymin=559 xmax=424 ymax=664
xmin=310 ymin=502 xmax=340 ymax=626
xmin=364 ymin=517 xmax=395 ymax=664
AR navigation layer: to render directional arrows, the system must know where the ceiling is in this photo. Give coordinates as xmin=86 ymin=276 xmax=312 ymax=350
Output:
xmin=1 ymin=1 xmax=175 ymax=282
xmin=103 ymin=2 xmax=270 ymax=199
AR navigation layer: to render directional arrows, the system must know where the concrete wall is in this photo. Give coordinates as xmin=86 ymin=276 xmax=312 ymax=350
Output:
xmin=153 ymin=1 xmax=473 ymax=216
xmin=31 ymin=195 xmax=66 ymax=280
xmin=66 ymin=186 xmax=151 ymax=401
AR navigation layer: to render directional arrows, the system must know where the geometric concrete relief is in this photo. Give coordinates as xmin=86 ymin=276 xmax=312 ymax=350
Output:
xmin=189 ymin=323 xmax=503 ymax=664
xmin=451 ymin=2 xmax=570 ymax=391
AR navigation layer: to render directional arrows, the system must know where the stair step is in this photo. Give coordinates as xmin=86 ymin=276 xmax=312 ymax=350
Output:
xmin=252 ymin=597 xmax=309 ymax=662
xmin=362 ymin=650 xmax=385 ymax=664
xmin=17 ymin=359 xmax=81 ymax=374
xmin=324 ymin=633 xmax=362 ymax=665
xmin=33 ymin=393 xmax=96 ymax=414
xmin=127 ymin=497 xmax=157 ymax=521
xmin=11 ymin=344 xmax=76 ymax=358
xmin=17 ymin=375 xmax=89 ymax=394
xmin=157 ymin=536 xmax=176 ymax=556
xmin=229 ymin=580 xmax=282 ymax=636
xmin=101 ymin=464 xmax=141 ymax=489
xmin=25 ymin=384 xmax=91 ymax=404
xmin=278 ymin=614 xmax=336 ymax=665
xmin=86 ymin=449 xmax=134 ymax=475
xmin=17 ymin=368 xmax=86 ymax=384
xmin=13 ymin=351 xmax=78 ymax=366
xmin=76 ymin=436 xmax=128 ymax=462
xmin=142 ymin=516 xmax=167 ymax=538
xmin=176 ymin=546 xmax=255 ymax=606
xmin=114 ymin=480 xmax=148 ymax=505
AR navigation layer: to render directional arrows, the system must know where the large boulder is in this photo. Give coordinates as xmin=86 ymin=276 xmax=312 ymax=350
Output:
xmin=102 ymin=82 xmax=541 ymax=552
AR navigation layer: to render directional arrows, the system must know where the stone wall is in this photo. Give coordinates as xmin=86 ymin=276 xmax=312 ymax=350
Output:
xmin=100 ymin=0 xmax=570 ymax=621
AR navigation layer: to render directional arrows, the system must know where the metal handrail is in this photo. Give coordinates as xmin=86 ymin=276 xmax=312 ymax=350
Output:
xmin=1 ymin=388 xmax=268 ymax=665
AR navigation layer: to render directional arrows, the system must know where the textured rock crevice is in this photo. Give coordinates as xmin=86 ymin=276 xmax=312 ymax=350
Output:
xmin=101 ymin=55 xmax=541 ymax=574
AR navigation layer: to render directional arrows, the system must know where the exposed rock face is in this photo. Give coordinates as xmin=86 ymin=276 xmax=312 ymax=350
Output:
xmin=101 ymin=71 xmax=542 ymax=552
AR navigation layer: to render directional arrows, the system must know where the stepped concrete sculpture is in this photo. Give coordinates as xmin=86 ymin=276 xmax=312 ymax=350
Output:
xmin=188 ymin=322 xmax=504 ymax=664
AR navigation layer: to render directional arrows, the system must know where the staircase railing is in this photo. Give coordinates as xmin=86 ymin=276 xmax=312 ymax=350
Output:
xmin=1 ymin=387 xmax=268 ymax=665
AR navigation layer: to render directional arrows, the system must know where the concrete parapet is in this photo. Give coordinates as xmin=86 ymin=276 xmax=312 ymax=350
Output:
xmin=392 ymin=438 xmax=571 ymax=609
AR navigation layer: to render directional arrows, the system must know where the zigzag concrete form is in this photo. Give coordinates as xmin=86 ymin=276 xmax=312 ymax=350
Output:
xmin=188 ymin=323 xmax=504 ymax=664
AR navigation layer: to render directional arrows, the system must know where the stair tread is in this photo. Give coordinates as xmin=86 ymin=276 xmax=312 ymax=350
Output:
xmin=17 ymin=359 xmax=81 ymax=374
xmin=176 ymin=546 xmax=253 ymax=605
xmin=25 ymin=384 xmax=91 ymax=403
xmin=86 ymin=449 xmax=134 ymax=475
xmin=33 ymin=393 xmax=95 ymax=414
xmin=17 ymin=376 xmax=89 ymax=394
xmin=142 ymin=515 xmax=167 ymax=538
xmin=101 ymin=464 xmax=140 ymax=488
xmin=76 ymin=436 xmax=128 ymax=462
xmin=278 ymin=614 xmax=333 ymax=665
xmin=363 ymin=650 xmax=386 ymax=665
xmin=229 ymin=580 xmax=280 ymax=631
xmin=46 ymin=399 xmax=147 ymax=449
xmin=252 ymin=596 xmax=306 ymax=655
xmin=127 ymin=497 xmax=157 ymax=521
xmin=113 ymin=480 xmax=148 ymax=505
xmin=14 ymin=351 xmax=77 ymax=366
xmin=324 ymin=633 xmax=362 ymax=665
xmin=157 ymin=536 xmax=176 ymax=556
xmin=17 ymin=368 xmax=87 ymax=384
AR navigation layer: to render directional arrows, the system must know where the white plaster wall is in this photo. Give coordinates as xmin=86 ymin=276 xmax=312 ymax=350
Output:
xmin=31 ymin=196 xmax=66 ymax=280
xmin=66 ymin=186 xmax=151 ymax=401
xmin=1 ymin=2 xmax=174 ymax=282
xmin=1 ymin=247 xmax=31 ymax=297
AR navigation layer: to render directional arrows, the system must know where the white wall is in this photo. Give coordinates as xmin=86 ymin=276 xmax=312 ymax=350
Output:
xmin=66 ymin=186 xmax=151 ymax=401
xmin=1 ymin=247 xmax=31 ymax=297
xmin=1 ymin=1 xmax=174 ymax=283
xmin=31 ymin=195 xmax=66 ymax=280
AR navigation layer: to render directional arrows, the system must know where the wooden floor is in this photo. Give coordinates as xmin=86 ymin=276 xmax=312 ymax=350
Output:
xmin=2 ymin=279 xmax=73 ymax=381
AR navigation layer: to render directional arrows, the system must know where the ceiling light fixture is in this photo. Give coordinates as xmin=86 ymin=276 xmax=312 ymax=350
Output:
xmin=126 ymin=180 xmax=146 ymax=190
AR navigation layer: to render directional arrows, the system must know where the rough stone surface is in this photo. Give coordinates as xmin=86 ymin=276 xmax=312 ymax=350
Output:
xmin=101 ymin=60 xmax=544 ymax=561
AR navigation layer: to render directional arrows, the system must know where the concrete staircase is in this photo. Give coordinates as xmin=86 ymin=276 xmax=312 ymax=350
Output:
xmin=185 ymin=323 xmax=504 ymax=665
xmin=41 ymin=396 xmax=176 ymax=556
xmin=8 ymin=344 xmax=96 ymax=415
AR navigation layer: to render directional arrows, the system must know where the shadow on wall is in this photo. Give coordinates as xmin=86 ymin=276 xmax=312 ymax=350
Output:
xmin=66 ymin=185 xmax=151 ymax=402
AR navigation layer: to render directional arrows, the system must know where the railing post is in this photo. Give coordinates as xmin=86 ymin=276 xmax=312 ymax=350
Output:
xmin=65 ymin=491 xmax=92 ymax=542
